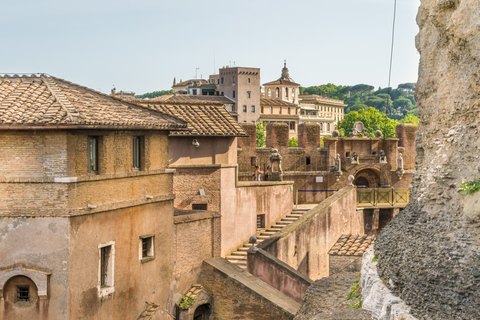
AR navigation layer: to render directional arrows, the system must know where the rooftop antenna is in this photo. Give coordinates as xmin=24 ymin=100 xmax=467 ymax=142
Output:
xmin=213 ymin=49 xmax=216 ymax=74
xmin=195 ymin=67 xmax=199 ymax=79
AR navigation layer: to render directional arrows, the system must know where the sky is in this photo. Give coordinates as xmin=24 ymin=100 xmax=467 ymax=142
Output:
xmin=0 ymin=0 xmax=420 ymax=95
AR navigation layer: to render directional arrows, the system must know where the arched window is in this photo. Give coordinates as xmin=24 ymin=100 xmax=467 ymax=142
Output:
xmin=285 ymin=88 xmax=288 ymax=98
xmin=320 ymin=123 xmax=323 ymax=131
xmin=275 ymin=88 xmax=279 ymax=98
xmin=267 ymin=88 xmax=271 ymax=98
xmin=270 ymin=107 xmax=273 ymax=114
xmin=279 ymin=107 xmax=282 ymax=114
xmin=327 ymin=123 xmax=331 ymax=131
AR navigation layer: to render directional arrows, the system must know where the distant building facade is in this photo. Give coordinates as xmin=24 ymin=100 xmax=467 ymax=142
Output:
xmin=213 ymin=67 xmax=261 ymax=123
xmin=259 ymin=98 xmax=299 ymax=138
xmin=263 ymin=62 xmax=300 ymax=105
xmin=298 ymin=94 xmax=346 ymax=136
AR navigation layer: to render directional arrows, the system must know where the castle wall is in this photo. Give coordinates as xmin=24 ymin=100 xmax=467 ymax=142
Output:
xmin=375 ymin=1 xmax=480 ymax=319
xmin=258 ymin=186 xmax=363 ymax=279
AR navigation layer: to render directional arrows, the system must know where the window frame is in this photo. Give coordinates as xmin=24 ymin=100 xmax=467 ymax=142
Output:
xmin=98 ymin=241 xmax=115 ymax=297
xmin=133 ymin=136 xmax=143 ymax=171
xmin=88 ymin=136 xmax=99 ymax=173
xmin=16 ymin=286 xmax=29 ymax=302
xmin=251 ymin=105 xmax=255 ymax=112
xmin=243 ymin=105 xmax=247 ymax=113
xmin=139 ymin=235 xmax=155 ymax=263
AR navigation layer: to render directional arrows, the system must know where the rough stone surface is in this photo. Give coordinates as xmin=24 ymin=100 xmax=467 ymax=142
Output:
xmin=294 ymin=271 xmax=371 ymax=320
xmin=360 ymin=247 xmax=417 ymax=320
xmin=375 ymin=1 xmax=480 ymax=319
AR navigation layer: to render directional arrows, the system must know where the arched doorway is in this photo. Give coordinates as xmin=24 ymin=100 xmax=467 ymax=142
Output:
xmin=193 ymin=304 xmax=211 ymax=320
xmin=354 ymin=168 xmax=381 ymax=188
xmin=354 ymin=176 xmax=370 ymax=188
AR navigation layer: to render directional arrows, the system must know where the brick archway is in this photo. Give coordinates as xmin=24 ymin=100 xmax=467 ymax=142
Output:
xmin=354 ymin=168 xmax=382 ymax=188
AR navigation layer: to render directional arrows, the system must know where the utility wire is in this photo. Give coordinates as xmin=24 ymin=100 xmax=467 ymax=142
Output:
xmin=386 ymin=0 xmax=397 ymax=115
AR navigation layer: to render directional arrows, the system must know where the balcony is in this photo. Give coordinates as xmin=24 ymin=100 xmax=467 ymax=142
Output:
xmin=356 ymin=188 xmax=410 ymax=207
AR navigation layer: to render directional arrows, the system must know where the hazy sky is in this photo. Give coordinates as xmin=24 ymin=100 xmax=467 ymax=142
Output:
xmin=1 ymin=0 xmax=420 ymax=95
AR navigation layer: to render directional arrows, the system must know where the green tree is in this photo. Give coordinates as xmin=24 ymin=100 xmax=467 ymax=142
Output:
xmin=399 ymin=114 xmax=419 ymax=125
xmin=397 ymin=83 xmax=416 ymax=90
xmin=136 ymin=89 xmax=174 ymax=99
xmin=289 ymin=137 xmax=298 ymax=147
xmin=256 ymin=123 xmax=266 ymax=147
xmin=393 ymin=97 xmax=414 ymax=111
xmin=337 ymin=107 xmax=399 ymax=138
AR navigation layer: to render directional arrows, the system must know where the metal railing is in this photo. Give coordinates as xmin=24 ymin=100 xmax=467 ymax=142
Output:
xmin=356 ymin=188 xmax=410 ymax=207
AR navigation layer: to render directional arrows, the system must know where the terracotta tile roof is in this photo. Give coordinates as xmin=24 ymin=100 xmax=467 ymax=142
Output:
xmin=0 ymin=74 xmax=188 ymax=131
xmin=328 ymin=234 xmax=375 ymax=256
xmin=263 ymin=79 xmax=300 ymax=86
xmin=135 ymin=100 xmax=247 ymax=137
xmin=260 ymin=98 xmax=298 ymax=107
xmin=149 ymin=95 xmax=234 ymax=104
xmin=149 ymin=94 xmax=174 ymax=101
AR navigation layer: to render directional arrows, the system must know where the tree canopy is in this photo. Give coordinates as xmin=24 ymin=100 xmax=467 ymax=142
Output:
xmin=136 ymin=90 xmax=174 ymax=99
xmin=337 ymin=107 xmax=399 ymax=138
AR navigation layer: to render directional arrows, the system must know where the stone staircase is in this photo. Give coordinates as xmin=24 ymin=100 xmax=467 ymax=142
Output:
xmin=226 ymin=208 xmax=310 ymax=269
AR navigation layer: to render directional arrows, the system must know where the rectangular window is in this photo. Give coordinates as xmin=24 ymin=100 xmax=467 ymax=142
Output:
xmin=133 ymin=136 xmax=141 ymax=170
xmin=288 ymin=107 xmax=291 ymax=114
xmin=17 ymin=286 xmax=29 ymax=302
xmin=279 ymin=107 xmax=282 ymax=114
xmin=251 ymin=105 xmax=255 ymax=112
xmin=290 ymin=122 xmax=295 ymax=131
xmin=192 ymin=203 xmax=208 ymax=210
xmin=139 ymin=235 xmax=155 ymax=263
xmin=233 ymin=91 xmax=236 ymax=98
xmin=243 ymin=105 xmax=247 ymax=112
xmin=247 ymin=91 xmax=251 ymax=99
xmin=257 ymin=214 xmax=265 ymax=229
xmin=261 ymin=106 xmax=264 ymax=113
xmin=88 ymin=136 xmax=99 ymax=173
xmin=98 ymin=241 xmax=115 ymax=296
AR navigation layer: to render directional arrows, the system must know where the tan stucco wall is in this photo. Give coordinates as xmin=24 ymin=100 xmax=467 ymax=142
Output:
xmin=169 ymin=136 xmax=237 ymax=166
xmin=259 ymin=187 xmax=363 ymax=279
xmin=0 ymin=217 xmax=69 ymax=320
xmin=220 ymin=167 xmax=293 ymax=256
xmin=68 ymin=201 xmax=175 ymax=320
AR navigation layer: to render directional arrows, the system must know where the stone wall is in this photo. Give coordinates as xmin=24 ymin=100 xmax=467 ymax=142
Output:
xmin=258 ymin=186 xmax=363 ymax=279
xmin=375 ymin=1 xmax=480 ymax=319
xmin=201 ymin=258 xmax=300 ymax=320
xmin=174 ymin=210 xmax=221 ymax=296
xmin=247 ymin=246 xmax=313 ymax=303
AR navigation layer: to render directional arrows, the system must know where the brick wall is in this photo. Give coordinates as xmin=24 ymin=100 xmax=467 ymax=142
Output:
xmin=174 ymin=210 xmax=221 ymax=295
xmin=201 ymin=258 xmax=300 ymax=319
xmin=173 ymin=168 xmax=220 ymax=212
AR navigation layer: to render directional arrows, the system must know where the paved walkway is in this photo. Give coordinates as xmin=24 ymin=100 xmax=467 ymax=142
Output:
xmin=294 ymin=271 xmax=372 ymax=320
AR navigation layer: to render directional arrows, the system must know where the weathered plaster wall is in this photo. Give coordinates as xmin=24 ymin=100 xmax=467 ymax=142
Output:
xmin=68 ymin=201 xmax=175 ymax=320
xmin=0 ymin=217 xmax=69 ymax=320
xmin=221 ymin=168 xmax=293 ymax=256
xmin=169 ymin=137 xmax=237 ymax=166
xmin=247 ymin=247 xmax=313 ymax=303
xmin=258 ymin=186 xmax=363 ymax=279
xmin=375 ymin=1 xmax=480 ymax=319
xmin=174 ymin=210 xmax=221 ymax=297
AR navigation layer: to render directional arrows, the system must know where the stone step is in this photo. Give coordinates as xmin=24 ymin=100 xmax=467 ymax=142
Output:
xmin=238 ymin=247 xmax=249 ymax=252
xmin=226 ymin=255 xmax=246 ymax=261
xmin=231 ymin=251 xmax=247 ymax=256
xmin=288 ymin=214 xmax=303 ymax=217
xmin=277 ymin=220 xmax=293 ymax=225
xmin=282 ymin=217 xmax=298 ymax=221
xmin=270 ymin=225 xmax=284 ymax=229
xmin=257 ymin=235 xmax=270 ymax=239
xmin=260 ymin=231 xmax=276 ymax=235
